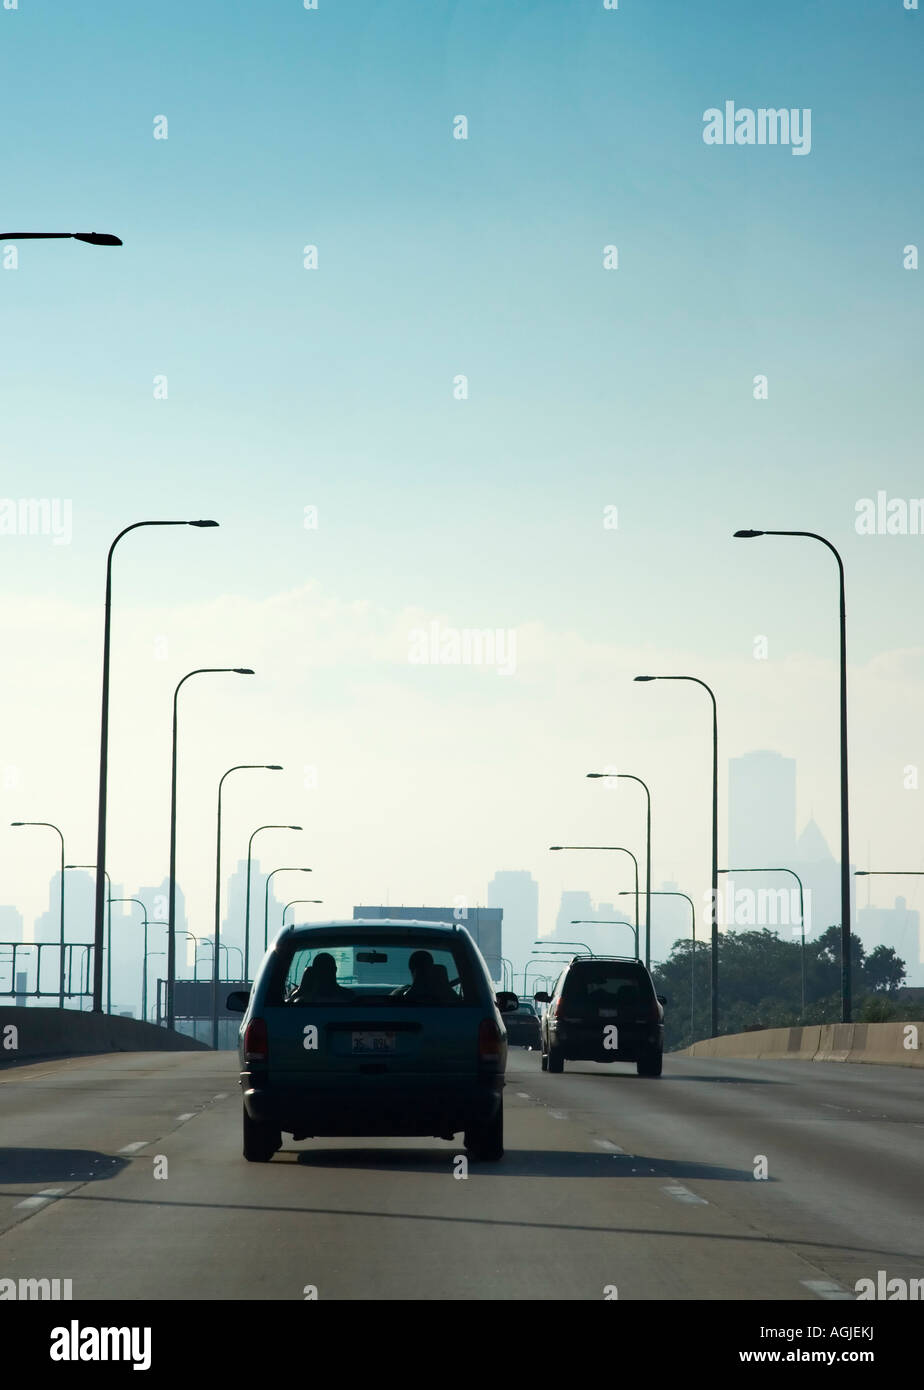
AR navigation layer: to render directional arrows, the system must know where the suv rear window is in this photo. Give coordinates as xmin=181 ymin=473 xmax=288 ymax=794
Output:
xmin=265 ymin=935 xmax=480 ymax=1007
xmin=562 ymin=964 xmax=653 ymax=1008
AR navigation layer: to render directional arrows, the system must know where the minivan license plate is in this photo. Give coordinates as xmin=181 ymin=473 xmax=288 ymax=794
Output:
xmin=352 ymin=1031 xmax=396 ymax=1053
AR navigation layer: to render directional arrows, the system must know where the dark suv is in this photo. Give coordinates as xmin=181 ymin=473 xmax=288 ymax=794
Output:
xmin=535 ymin=956 xmax=665 ymax=1076
xmin=228 ymin=919 xmax=519 ymax=1162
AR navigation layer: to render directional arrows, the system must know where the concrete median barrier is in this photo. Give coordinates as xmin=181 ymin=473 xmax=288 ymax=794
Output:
xmin=677 ymin=1019 xmax=924 ymax=1067
xmin=0 ymin=1006 xmax=210 ymax=1063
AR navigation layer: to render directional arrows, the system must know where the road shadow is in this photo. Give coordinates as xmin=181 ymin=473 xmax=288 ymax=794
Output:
xmin=660 ymin=1074 xmax=783 ymax=1085
xmin=292 ymin=1147 xmax=768 ymax=1182
xmin=0 ymin=1148 xmax=127 ymax=1184
xmin=560 ymin=1066 xmax=783 ymax=1085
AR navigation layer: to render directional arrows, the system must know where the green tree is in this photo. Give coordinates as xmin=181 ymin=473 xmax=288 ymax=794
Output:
xmin=652 ymin=926 xmax=907 ymax=1049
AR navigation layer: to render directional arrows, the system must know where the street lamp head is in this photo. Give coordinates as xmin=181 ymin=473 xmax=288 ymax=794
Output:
xmin=634 ymin=675 xmax=656 ymax=682
xmin=267 ymin=764 xmax=283 ymax=771
xmin=10 ymin=821 xmax=23 ymax=827
xmin=549 ymin=846 xmax=563 ymax=852
xmin=854 ymin=871 xmax=868 ymax=877
xmin=188 ymin=520 xmax=219 ymax=528
xmin=73 ymin=232 xmax=122 ymax=246
xmin=234 ymin=668 xmax=254 ymax=675
xmin=289 ymin=825 xmax=303 ymax=830
xmin=733 ymin=530 xmax=764 ymax=539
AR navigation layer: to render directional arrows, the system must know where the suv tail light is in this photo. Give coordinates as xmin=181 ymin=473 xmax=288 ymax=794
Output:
xmin=243 ymin=1017 xmax=268 ymax=1063
xmin=650 ymin=997 xmax=661 ymax=1023
xmin=478 ymin=1017 xmax=502 ymax=1063
xmin=552 ymin=995 xmax=581 ymax=1023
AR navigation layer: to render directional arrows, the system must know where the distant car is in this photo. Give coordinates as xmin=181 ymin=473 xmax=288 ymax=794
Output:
xmin=228 ymin=919 xmax=519 ymax=1163
xmin=535 ymin=955 xmax=665 ymax=1077
xmin=504 ymin=998 xmax=542 ymax=1049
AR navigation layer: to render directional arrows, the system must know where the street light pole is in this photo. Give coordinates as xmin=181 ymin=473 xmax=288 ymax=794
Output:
xmin=719 ymin=868 xmax=806 ymax=1016
xmin=245 ymin=825 xmax=302 ymax=983
xmin=634 ymin=675 xmax=719 ymax=1035
xmin=175 ymin=930 xmax=198 ymax=983
xmin=264 ymin=868 xmax=313 ymax=952
xmin=523 ymin=960 xmax=565 ymax=994
xmin=12 ymin=822 xmax=65 ymax=1007
xmin=623 ymin=889 xmax=696 ymax=1043
xmin=0 ymin=231 xmax=122 ymax=246
xmin=549 ymin=845 xmax=639 ymax=933
xmin=735 ymin=528 xmax=851 ymax=1022
xmin=587 ymin=772 xmax=652 ymax=968
xmin=570 ymin=919 xmax=637 ymax=956
xmin=168 ymin=667 xmax=253 ymax=1031
xmin=148 ymin=953 xmax=165 ymax=1023
xmin=94 ymin=519 xmax=218 ymax=1013
xmin=213 ymin=765 xmax=282 ymax=1049
xmin=111 ymin=898 xmax=149 ymax=1021
xmin=65 ymin=865 xmax=112 ymax=1012
xmin=282 ymin=899 xmax=323 ymax=927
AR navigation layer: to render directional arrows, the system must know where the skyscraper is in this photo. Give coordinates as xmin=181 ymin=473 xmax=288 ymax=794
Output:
xmin=727 ymin=750 xmax=797 ymax=869
xmin=487 ymin=870 xmax=538 ymax=979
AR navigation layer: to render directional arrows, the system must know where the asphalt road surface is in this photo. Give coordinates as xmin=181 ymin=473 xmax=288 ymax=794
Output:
xmin=1 ymin=1047 xmax=921 ymax=1300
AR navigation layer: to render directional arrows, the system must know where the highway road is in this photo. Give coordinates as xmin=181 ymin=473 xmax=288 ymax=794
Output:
xmin=1 ymin=1047 xmax=921 ymax=1300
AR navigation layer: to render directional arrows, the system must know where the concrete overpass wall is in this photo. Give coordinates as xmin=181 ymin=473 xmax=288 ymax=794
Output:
xmin=0 ymin=1006 xmax=210 ymax=1063
xmin=677 ymin=1020 xmax=924 ymax=1067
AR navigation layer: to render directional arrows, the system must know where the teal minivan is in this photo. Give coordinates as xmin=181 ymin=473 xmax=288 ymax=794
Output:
xmin=228 ymin=919 xmax=519 ymax=1163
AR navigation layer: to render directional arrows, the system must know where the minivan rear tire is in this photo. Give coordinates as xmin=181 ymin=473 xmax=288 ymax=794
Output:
xmin=465 ymin=1104 xmax=503 ymax=1161
xmin=547 ymin=1045 xmax=564 ymax=1074
xmin=243 ymin=1107 xmax=281 ymax=1162
xmin=637 ymin=1049 xmax=663 ymax=1078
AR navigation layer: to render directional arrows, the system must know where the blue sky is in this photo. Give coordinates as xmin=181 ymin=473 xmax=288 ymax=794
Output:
xmin=1 ymin=0 xmax=922 ymax=987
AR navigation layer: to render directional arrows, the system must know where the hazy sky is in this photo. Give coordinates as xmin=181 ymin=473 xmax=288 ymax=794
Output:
xmin=2 ymin=0 xmax=922 ymax=974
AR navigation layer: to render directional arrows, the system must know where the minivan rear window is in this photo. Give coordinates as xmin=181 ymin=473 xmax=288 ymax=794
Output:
xmin=265 ymin=936 xmax=480 ymax=1007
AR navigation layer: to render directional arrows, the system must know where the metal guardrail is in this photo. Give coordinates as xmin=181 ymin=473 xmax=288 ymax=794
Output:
xmin=0 ymin=941 xmax=93 ymax=1001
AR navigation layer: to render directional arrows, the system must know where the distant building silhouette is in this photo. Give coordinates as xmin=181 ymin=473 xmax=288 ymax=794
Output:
xmin=487 ymin=870 xmax=538 ymax=979
xmin=728 ymin=750 xmax=797 ymax=868
xmin=226 ymin=858 xmax=294 ymax=976
xmin=857 ymin=894 xmax=922 ymax=986
xmin=554 ymin=890 xmax=593 ymax=937
xmin=354 ymin=904 xmax=502 ymax=981
xmin=0 ymin=905 xmax=23 ymax=942
xmin=790 ymin=816 xmax=842 ymax=935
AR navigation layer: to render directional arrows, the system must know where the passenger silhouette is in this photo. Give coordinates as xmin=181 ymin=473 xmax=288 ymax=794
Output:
xmin=291 ymin=961 xmax=316 ymax=1003
xmin=298 ymin=952 xmax=352 ymax=1001
xmin=391 ymin=949 xmax=433 ymax=997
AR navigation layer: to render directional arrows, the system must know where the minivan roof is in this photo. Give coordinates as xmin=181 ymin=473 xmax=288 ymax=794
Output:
xmin=565 ymin=954 xmax=646 ymax=965
xmin=270 ymin=918 xmax=466 ymax=946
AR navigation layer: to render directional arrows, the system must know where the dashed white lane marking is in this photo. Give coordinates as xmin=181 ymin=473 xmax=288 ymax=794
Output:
xmin=176 ymin=1113 xmax=195 ymax=1122
xmin=593 ymin=1139 xmax=625 ymax=1153
xmin=213 ymin=1093 xmax=228 ymax=1100
xmin=548 ymin=1109 xmax=568 ymax=1120
xmin=801 ymin=1280 xmax=854 ymax=1301
xmin=662 ymin=1184 xmax=708 ymax=1206
xmin=118 ymin=1142 xmax=148 ymax=1154
xmin=15 ymin=1188 xmax=65 ymax=1210
xmin=515 ymin=1092 xmax=531 ymax=1099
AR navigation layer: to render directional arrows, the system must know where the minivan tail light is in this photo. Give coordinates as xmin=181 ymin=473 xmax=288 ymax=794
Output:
xmin=478 ymin=1017 xmax=502 ymax=1063
xmin=244 ymin=1017 xmax=268 ymax=1063
xmin=551 ymin=995 xmax=564 ymax=1018
xmin=650 ymin=997 xmax=661 ymax=1022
